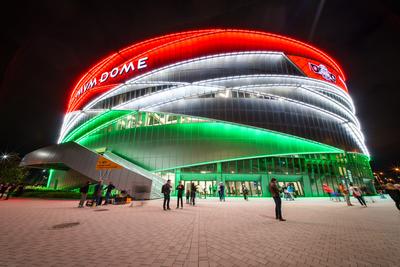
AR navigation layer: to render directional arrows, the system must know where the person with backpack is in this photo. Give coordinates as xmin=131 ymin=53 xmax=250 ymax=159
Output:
xmin=349 ymin=183 xmax=367 ymax=207
xmin=161 ymin=179 xmax=172 ymax=210
xmin=103 ymin=181 xmax=115 ymax=205
xmin=78 ymin=181 xmax=90 ymax=208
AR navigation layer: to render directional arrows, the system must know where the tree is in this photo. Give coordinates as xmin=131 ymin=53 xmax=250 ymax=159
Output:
xmin=0 ymin=153 xmax=28 ymax=184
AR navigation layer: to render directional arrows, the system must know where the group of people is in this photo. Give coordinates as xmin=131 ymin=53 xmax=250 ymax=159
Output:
xmin=162 ymin=180 xmax=201 ymax=210
xmin=322 ymin=182 xmax=369 ymax=207
xmin=78 ymin=180 xmax=116 ymax=208
xmin=162 ymin=181 xmax=250 ymax=210
xmin=0 ymin=183 xmax=23 ymax=200
xmin=269 ymin=178 xmax=400 ymax=222
xmin=282 ymin=183 xmax=295 ymax=201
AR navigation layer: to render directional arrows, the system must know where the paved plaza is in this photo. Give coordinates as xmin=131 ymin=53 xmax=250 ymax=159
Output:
xmin=0 ymin=197 xmax=399 ymax=267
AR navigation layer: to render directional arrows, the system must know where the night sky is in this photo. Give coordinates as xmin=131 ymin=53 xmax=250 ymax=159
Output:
xmin=0 ymin=0 xmax=399 ymax=170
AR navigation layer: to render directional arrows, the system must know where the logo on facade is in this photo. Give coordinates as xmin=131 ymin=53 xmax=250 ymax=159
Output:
xmin=308 ymin=62 xmax=336 ymax=83
xmin=74 ymin=57 xmax=149 ymax=99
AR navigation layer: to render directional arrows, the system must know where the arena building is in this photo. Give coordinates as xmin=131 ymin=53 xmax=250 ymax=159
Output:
xmin=21 ymin=29 xmax=375 ymax=199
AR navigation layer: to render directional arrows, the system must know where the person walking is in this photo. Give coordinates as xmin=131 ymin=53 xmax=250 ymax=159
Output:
xmin=384 ymin=183 xmax=400 ymax=210
xmin=4 ymin=184 xmax=16 ymax=200
xmin=338 ymin=182 xmax=353 ymax=206
xmin=186 ymin=186 xmax=190 ymax=204
xmin=269 ymin=178 xmax=285 ymax=221
xmin=349 ymin=183 xmax=367 ymax=207
xmin=190 ymin=182 xmax=197 ymax=206
xmin=242 ymin=184 xmax=249 ymax=201
xmin=218 ymin=182 xmax=225 ymax=202
xmin=0 ymin=183 xmax=8 ymax=199
xmin=93 ymin=180 xmax=103 ymax=207
xmin=322 ymin=183 xmax=334 ymax=201
xmin=103 ymin=181 xmax=115 ymax=205
xmin=78 ymin=181 xmax=90 ymax=208
xmin=161 ymin=179 xmax=172 ymax=210
xmin=176 ymin=181 xmax=185 ymax=209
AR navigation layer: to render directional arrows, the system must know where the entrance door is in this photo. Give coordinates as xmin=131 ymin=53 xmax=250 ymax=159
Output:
xmin=184 ymin=181 xmax=217 ymax=198
xmin=225 ymin=181 xmax=262 ymax=197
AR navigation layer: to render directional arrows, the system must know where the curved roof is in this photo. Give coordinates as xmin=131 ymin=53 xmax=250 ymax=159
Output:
xmin=67 ymin=29 xmax=346 ymax=112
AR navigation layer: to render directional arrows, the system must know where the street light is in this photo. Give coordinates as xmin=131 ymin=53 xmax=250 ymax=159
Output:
xmin=1 ymin=153 xmax=9 ymax=160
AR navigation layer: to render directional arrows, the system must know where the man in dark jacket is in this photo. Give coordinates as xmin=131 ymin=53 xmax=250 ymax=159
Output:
xmin=269 ymin=178 xmax=285 ymax=221
xmin=103 ymin=181 xmax=115 ymax=205
xmin=385 ymin=183 xmax=400 ymax=210
xmin=93 ymin=180 xmax=103 ymax=206
xmin=161 ymin=180 xmax=172 ymax=210
xmin=176 ymin=181 xmax=185 ymax=209
xmin=79 ymin=181 xmax=90 ymax=208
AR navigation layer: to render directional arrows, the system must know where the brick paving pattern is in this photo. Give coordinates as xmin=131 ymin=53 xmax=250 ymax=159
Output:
xmin=0 ymin=197 xmax=399 ymax=267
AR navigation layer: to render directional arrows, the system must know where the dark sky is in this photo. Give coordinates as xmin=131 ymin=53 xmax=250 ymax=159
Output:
xmin=0 ymin=0 xmax=399 ymax=170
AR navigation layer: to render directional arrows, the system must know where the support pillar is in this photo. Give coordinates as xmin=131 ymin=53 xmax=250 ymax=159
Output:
xmin=261 ymin=174 xmax=270 ymax=197
xmin=302 ymin=175 xmax=312 ymax=197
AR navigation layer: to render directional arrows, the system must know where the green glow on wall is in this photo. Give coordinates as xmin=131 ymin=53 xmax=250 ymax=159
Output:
xmin=62 ymin=110 xmax=132 ymax=143
xmin=73 ymin=110 xmax=344 ymax=171
xmin=47 ymin=169 xmax=54 ymax=188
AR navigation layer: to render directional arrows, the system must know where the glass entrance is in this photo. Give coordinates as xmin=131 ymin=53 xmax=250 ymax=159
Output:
xmin=278 ymin=181 xmax=304 ymax=197
xmin=225 ymin=181 xmax=262 ymax=197
xmin=183 ymin=181 xmax=218 ymax=198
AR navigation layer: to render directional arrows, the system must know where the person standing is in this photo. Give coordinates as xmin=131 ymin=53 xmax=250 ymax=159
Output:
xmin=338 ymin=182 xmax=353 ymax=206
xmin=4 ymin=184 xmax=16 ymax=200
xmin=269 ymin=178 xmax=285 ymax=221
xmin=287 ymin=183 xmax=295 ymax=200
xmin=93 ymin=180 xmax=103 ymax=207
xmin=176 ymin=181 xmax=185 ymax=209
xmin=219 ymin=182 xmax=225 ymax=202
xmin=203 ymin=186 xmax=207 ymax=199
xmin=78 ymin=181 xmax=90 ymax=208
xmin=242 ymin=184 xmax=249 ymax=201
xmin=190 ymin=182 xmax=197 ymax=206
xmin=186 ymin=186 xmax=190 ymax=204
xmin=0 ymin=183 xmax=8 ymax=199
xmin=384 ymin=183 xmax=400 ymax=210
xmin=349 ymin=183 xmax=367 ymax=207
xmin=161 ymin=179 xmax=172 ymax=210
xmin=103 ymin=181 xmax=115 ymax=205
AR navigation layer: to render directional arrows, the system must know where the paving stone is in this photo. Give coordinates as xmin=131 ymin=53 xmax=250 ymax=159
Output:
xmin=0 ymin=197 xmax=399 ymax=267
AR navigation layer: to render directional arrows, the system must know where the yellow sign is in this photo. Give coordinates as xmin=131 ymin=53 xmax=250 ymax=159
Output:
xmin=96 ymin=156 xmax=122 ymax=170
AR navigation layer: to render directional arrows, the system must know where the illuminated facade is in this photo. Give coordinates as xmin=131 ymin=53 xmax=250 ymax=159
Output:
xmin=22 ymin=29 xmax=375 ymax=198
